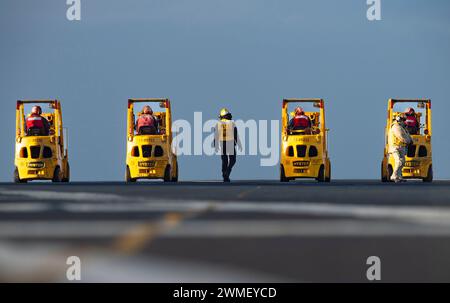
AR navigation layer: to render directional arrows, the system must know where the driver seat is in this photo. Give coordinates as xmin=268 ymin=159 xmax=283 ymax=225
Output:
xmin=27 ymin=127 xmax=48 ymax=136
xmin=139 ymin=126 xmax=157 ymax=135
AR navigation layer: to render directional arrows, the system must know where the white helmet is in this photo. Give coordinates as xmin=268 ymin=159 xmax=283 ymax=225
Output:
xmin=31 ymin=105 xmax=42 ymax=115
xmin=395 ymin=114 xmax=406 ymax=123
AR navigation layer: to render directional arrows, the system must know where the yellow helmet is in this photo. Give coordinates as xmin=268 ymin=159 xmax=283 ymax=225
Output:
xmin=219 ymin=108 xmax=230 ymax=118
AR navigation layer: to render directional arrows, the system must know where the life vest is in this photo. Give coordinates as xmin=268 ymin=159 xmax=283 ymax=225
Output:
xmin=217 ymin=120 xmax=235 ymax=141
xmin=405 ymin=115 xmax=418 ymax=128
xmin=137 ymin=114 xmax=155 ymax=132
xmin=393 ymin=136 xmax=407 ymax=147
xmin=26 ymin=114 xmax=44 ymax=129
xmin=292 ymin=115 xmax=310 ymax=128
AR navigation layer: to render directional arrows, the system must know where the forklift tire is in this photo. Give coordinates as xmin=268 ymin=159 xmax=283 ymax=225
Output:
xmin=423 ymin=165 xmax=433 ymax=183
xmin=388 ymin=165 xmax=394 ymax=183
xmin=381 ymin=162 xmax=388 ymax=182
xmin=62 ymin=163 xmax=70 ymax=183
xmin=171 ymin=162 xmax=178 ymax=182
xmin=52 ymin=166 xmax=62 ymax=183
xmin=164 ymin=165 xmax=171 ymax=182
xmin=317 ymin=165 xmax=326 ymax=183
xmin=126 ymin=166 xmax=136 ymax=183
xmin=280 ymin=165 xmax=289 ymax=182
xmin=325 ymin=164 xmax=331 ymax=182
xmin=14 ymin=167 xmax=26 ymax=183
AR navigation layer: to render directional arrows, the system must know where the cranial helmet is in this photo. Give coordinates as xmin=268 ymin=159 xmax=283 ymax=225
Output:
xmin=142 ymin=105 xmax=153 ymax=115
xmin=404 ymin=107 xmax=415 ymax=115
xmin=295 ymin=107 xmax=304 ymax=115
xmin=220 ymin=108 xmax=230 ymax=117
xmin=31 ymin=106 xmax=42 ymax=115
xmin=395 ymin=114 xmax=406 ymax=123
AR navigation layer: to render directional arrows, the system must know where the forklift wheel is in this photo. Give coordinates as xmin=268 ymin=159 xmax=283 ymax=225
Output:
xmin=280 ymin=165 xmax=289 ymax=182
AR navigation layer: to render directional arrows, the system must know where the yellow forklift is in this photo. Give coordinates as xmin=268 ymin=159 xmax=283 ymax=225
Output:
xmin=381 ymin=99 xmax=433 ymax=182
xmin=126 ymin=98 xmax=178 ymax=182
xmin=280 ymin=98 xmax=331 ymax=182
xmin=14 ymin=100 xmax=70 ymax=183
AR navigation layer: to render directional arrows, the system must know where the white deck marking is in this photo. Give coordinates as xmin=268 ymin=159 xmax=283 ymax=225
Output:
xmin=0 ymin=219 xmax=449 ymax=238
xmin=0 ymin=203 xmax=50 ymax=212
xmin=0 ymin=189 xmax=124 ymax=202
xmin=60 ymin=200 xmax=450 ymax=227
xmin=0 ymin=221 xmax=143 ymax=238
xmin=2 ymin=188 xmax=450 ymax=228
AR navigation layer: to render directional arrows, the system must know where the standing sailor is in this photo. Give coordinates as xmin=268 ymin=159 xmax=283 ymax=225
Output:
xmin=214 ymin=108 xmax=242 ymax=182
xmin=388 ymin=114 xmax=413 ymax=183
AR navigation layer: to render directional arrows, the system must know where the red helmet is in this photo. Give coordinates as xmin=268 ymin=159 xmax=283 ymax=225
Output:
xmin=31 ymin=106 xmax=42 ymax=115
xmin=404 ymin=107 xmax=415 ymax=115
xmin=295 ymin=107 xmax=304 ymax=115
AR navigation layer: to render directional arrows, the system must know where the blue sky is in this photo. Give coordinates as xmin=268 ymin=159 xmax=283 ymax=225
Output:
xmin=1 ymin=0 xmax=449 ymax=181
